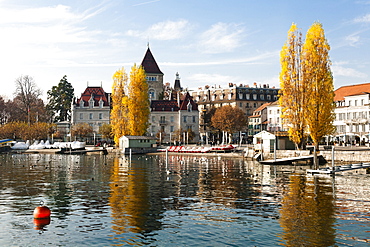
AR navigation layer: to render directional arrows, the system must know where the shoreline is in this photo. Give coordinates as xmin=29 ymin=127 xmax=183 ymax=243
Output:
xmin=5 ymin=145 xmax=370 ymax=163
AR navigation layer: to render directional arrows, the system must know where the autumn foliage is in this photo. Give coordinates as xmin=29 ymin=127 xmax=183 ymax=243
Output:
xmin=279 ymin=22 xmax=335 ymax=150
xmin=211 ymin=105 xmax=247 ymax=133
xmin=279 ymin=23 xmax=307 ymax=150
xmin=127 ymin=64 xmax=150 ymax=136
xmin=70 ymin=123 xmax=93 ymax=139
xmin=111 ymin=67 xmax=129 ymax=144
xmin=302 ymin=22 xmax=335 ymax=145
xmin=0 ymin=121 xmax=55 ymax=140
xmin=111 ymin=65 xmax=149 ymax=143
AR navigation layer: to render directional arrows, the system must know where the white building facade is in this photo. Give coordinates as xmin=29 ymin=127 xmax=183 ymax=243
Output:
xmin=71 ymin=86 xmax=111 ymax=138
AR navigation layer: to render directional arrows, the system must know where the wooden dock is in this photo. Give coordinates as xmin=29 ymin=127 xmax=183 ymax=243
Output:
xmin=259 ymin=155 xmax=326 ymax=165
xmin=307 ymin=162 xmax=370 ymax=175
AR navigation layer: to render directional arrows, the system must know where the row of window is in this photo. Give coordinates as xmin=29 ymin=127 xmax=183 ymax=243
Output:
xmin=337 ymin=112 xmax=369 ymax=121
xmin=197 ymin=93 xmax=277 ymax=102
xmin=336 ymin=124 xmax=367 ymax=133
xmin=138 ymin=139 xmax=151 ymax=143
xmin=146 ymin=76 xmax=158 ymax=81
xmin=238 ymin=94 xmax=277 ymax=101
xmin=347 ymin=99 xmax=366 ymax=107
xmin=249 ymin=117 xmax=280 ymax=125
xmin=80 ymin=113 xmax=104 ymax=120
xmin=78 ymin=100 xmax=105 ymax=108
xmin=151 ymin=125 xmax=194 ymax=133
xmin=152 ymin=116 xmax=197 ymax=123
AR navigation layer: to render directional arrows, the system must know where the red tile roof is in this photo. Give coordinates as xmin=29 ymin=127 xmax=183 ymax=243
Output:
xmin=151 ymin=92 xmax=198 ymax=111
xmin=75 ymin=87 xmax=110 ymax=107
xmin=151 ymin=100 xmax=179 ymax=111
xmin=141 ymin=47 xmax=163 ymax=74
xmin=179 ymin=92 xmax=198 ymax=111
xmin=334 ymin=82 xmax=370 ymax=101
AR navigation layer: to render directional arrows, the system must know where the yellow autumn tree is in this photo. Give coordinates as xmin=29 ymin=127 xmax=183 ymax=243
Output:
xmin=111 ymin=67 xmax=129 ymax=144
xmin=302 ymin=22 xmax=335 ymax=167
xmin=279 ymin=23 xmax=308 ymax=150
xmin=127 ymin=64 xmax=150 ymax=136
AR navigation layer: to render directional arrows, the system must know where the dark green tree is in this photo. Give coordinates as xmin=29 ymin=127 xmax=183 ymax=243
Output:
xmin=46 ymin=75 xmax=74 ymax=122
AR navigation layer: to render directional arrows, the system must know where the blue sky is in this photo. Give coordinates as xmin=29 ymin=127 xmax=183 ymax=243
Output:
xmin=1 ymin=0 xmax=369 ymax=100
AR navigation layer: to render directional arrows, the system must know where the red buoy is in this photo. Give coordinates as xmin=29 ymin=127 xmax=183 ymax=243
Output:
xmin=33 ymin=206 xmax=51 ymax=219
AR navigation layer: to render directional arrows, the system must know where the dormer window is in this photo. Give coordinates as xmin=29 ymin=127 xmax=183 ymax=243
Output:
xmin=79 ymin=100 xmax=84 ymax=108
xmin=89 ymin=97 xmax=94 ymax=108
xmin=99 ymin=98 xmax=104 ymax=108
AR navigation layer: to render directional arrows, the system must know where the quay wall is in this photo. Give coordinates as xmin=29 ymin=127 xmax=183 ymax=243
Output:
xmin=320 ymin=150 xmax=370 ymax=163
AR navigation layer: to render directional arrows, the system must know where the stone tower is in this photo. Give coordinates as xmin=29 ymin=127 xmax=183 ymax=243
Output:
xmin=140 ymin=47 xmax=164 ymax=100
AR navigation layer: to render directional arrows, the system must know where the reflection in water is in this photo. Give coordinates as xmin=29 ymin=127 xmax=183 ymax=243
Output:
xmin=108 ymin=154 xmax=282 ymax=245
xmin=278 ymin=174 xmax=336 ymax=246
xmin=0 ymin=153 xmax=368 ymax=246
xmin=108 ymin=156 xmax=166 ymax=245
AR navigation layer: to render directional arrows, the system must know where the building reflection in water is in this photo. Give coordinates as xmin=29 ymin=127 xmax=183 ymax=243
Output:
xmin=278 ymin=174 xmax=336 ymax=246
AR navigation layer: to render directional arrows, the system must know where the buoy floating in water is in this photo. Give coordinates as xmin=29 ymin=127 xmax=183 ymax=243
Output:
xmin=33 ymin=206 xmax=51 ymax=219
xmin=33 ymin=205 xmax=51 ymax=230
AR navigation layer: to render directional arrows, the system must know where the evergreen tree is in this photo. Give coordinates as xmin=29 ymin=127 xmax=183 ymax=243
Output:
xmin=46 ymin=75 xmax=74 ymax=122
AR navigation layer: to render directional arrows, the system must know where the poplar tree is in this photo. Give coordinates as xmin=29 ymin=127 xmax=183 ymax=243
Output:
xmin=279 ymin=23 xmax=308 ymax=150
xmin=111 ymin=67 xmax=129 ymax=144
xmin=127 ymin=64 xmax=150 ymax=136
xmin=302 ymin=22 xmax=335 ymax=167
xmin=280 ymin=22 xmax=335 ymax=167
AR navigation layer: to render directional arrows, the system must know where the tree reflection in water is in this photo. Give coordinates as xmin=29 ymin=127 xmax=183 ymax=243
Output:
xmin=278 ymin=174 xmax=336 ymax=246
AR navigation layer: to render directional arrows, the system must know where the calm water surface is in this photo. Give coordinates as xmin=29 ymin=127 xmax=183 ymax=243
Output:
xmin=0 ymin=153 xmax=369 ymax=246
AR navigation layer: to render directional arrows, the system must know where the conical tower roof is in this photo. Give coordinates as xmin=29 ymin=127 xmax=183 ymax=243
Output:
xmin=174 ymin=72 xmax=182 ymax=91
xmin=140 ymin=47 xmax=163 ymax=74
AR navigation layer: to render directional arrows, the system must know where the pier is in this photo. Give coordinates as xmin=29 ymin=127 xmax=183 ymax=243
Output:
xmin=258 ymin=155 xmax=326 ymax=165
xmin=307 ymin=162 xmax=370 ymax=175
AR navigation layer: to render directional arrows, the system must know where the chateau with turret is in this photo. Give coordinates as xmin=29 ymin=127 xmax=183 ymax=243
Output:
xmin=141 ymin=47 xmax=200 ymax=143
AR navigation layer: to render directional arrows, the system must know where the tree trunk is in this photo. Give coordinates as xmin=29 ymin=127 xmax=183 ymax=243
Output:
xmin=313 ymin=143 xmax=319 ymax=169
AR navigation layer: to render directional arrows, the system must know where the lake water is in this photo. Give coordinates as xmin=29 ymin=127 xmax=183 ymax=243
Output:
xmin=0 ymin=153 xmax=369 ymax=246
